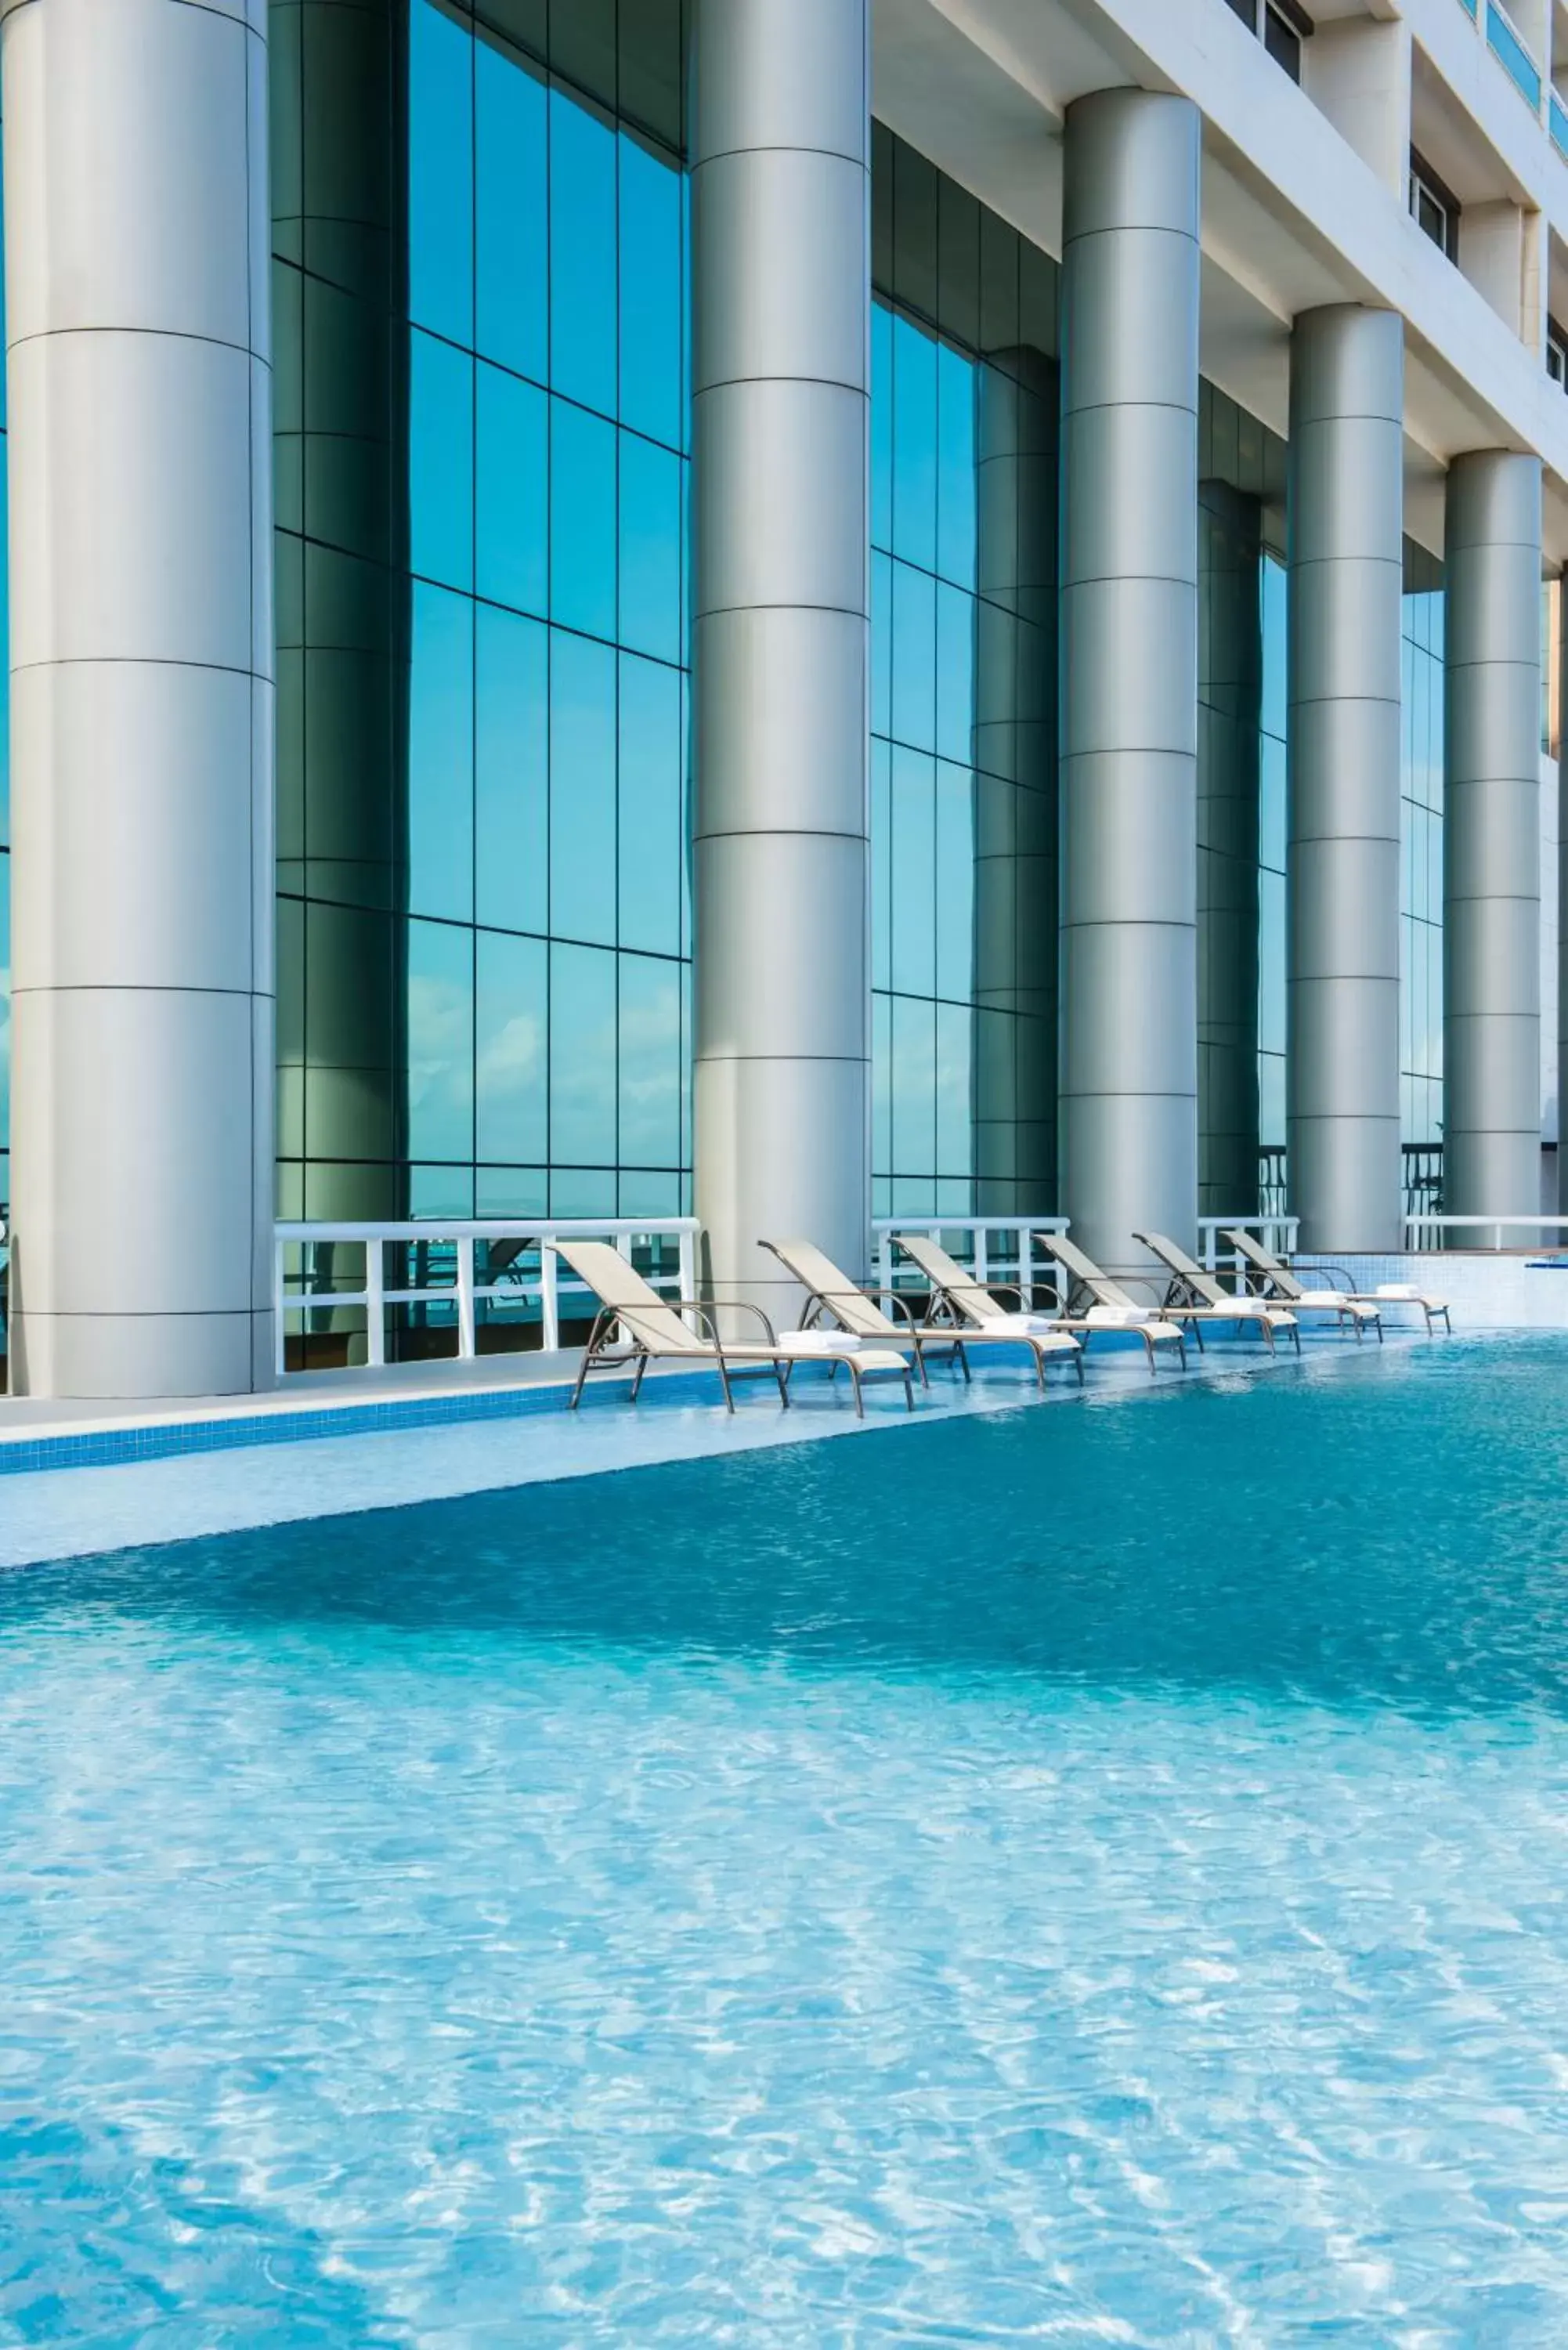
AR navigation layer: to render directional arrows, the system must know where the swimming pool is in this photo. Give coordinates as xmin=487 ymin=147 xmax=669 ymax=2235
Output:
xmin=5 ymin=1336 xmax=1568 ymax=2341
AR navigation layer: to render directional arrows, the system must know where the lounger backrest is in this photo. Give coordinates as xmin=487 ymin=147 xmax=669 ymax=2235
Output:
xmin=1219 ymin=1228 xmax=1304 ymax=1300
xmin=893 ymin=1234 xmax=1010 ymax=1322
xmin=1039 ymin=1232 xmax=1141 ymax=1313
xmin=548 ymin=1238 xmax=705 ymax=1353
xmin=1136 ymin=1231 xmax=1226 ymax=1309
xmin=763 ymin=1239 xmax=901 ymax=1339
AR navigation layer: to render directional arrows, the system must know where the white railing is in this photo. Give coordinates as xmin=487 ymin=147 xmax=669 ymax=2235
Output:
xmin=1198 ymin=1214 xmax=1300 ymax=1279
xmin=1404 ymin=1213 xmax=1568 ymax=1253
xmin=273 ymin=1218 xmax=699 ymax=1377
xmin=873 ymin=1216 xmax=1071 ymax=1307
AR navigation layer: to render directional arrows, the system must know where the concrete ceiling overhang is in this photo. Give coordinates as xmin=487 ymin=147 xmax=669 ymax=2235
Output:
xmin=874 ymin=0 xmax=1568 ymax=566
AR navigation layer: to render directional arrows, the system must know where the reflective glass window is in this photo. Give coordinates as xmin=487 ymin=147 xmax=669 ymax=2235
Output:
xmin=934 ymin=584 xmax=974 ymax=767
xmin=936 ymin=342 xmax=977 ymax=590
xmin=550 ymin=941 xmax=617 ymax=1163
xmin=407 ymin=918 xmax=475 ymax=1163
xmin=618 ymin=432 xmax=681 ymax=664
xmin=891 ymin=747 xmax=937 ymax=999
xmin=936 ymin=1000 xmax=973 ymax=1174
xmin=891 ymin=993 xmax=936 ymax=1184
xmin=618 ymin=953 xmax=681 ymax=1166
xmin=551 ymin=399 xmax=617 ymax=641
xmin=408 ymin=584 xmax=475 ymax=924
xmin=871 ymin=304 xmax=894 ymax=554
xmin=619 ymin=131 xmax=682 ymax=449
xmin=475 ymin=606 xmax=547 ymax=935
xmin=409 ymin=0 xmax=474 ymax=347
xmin=476 ymin=361 xmax=547 ymax=616
xmin=891 ymin=562 xmax=937 ymax=753
xmin=618 ymin=653 xmax=681 ymax=956
xmin=476 ymin=928 xmax=547 ymax=1162
xmin=549 ymin=86 xmax=617 ymax=418
xmin=934 ymin=759 xmax=974 ymax=1003
xmin=410 ymin=331 xmax=475 ymax=593
xmin=475 ymin=35 xmax=547 ymax=383
xmin=891 ymin=314 xmax=938 ymax=573
xmin=550 ymin=631 xmax=617 ymax=944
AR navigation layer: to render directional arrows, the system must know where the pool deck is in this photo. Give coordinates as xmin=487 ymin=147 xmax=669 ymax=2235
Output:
xmin=0 ymin=1323 xmax=1433 ymax=1574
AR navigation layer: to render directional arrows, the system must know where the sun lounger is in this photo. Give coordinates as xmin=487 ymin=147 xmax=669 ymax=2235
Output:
xmin=1216 ymin=1230 xmax=1393 ymax=1339
xmin=1032 ymin=1234 xmax=1190 ymax=1372
xmin=1131 ymin=1231 xmax=1300 ymax=1354
xmin=549 ymin=1238 xmax=915 ymax=1415
xmin=884 ymin=1233 xmax=1086 ymax=1387
xmin=759 ymin=1238 xmax=979 ymax=1389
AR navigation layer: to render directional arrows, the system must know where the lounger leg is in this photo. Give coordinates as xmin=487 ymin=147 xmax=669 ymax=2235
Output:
xmin=1075 ymin=1347 xmax=1085 ymax=1386
xmin=775 ymin=1361 xmax=791 ymax=1407
xmin=1190 ymin=1319 xmax=1205 ymax=1354
xmin=903 ymin=1368 xmax=914 ymax=1412
xmin=630 ymin=1353 xmax=649 ymax=1401
xmin=1263 ymin=1320 xmax=1275 ymax=1354
xmin=849 ymin=1364 xmax=865 ymax=1419
xmin=1291 ymin=1322 xmax=1301 ymax=1354
xmin=1176 ymin=1336 xmax=1188 ymax=1370
xmin=956 ymin=1341 xmax=970 ymax=1385
xmin=1031 ymin=1342 xmax=1046 ymax=1392
xmin=1143 ymin=1332 xmax=1157 ymax=1378
xmin=913 ymin=1343 xmax=930 ymax=1391
xmin=569 ymin=1349 xmax=592 ymax=1409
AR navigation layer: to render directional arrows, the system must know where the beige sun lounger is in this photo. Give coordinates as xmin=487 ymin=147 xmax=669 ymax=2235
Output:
xmin=1132 ymin=1231 xmax=1300 ymax=1354
xmin=887 ymin=1233 xmax=1085 ymax=1387
xmin=550 ymin=1238 xmax=914 ymax=1415
xmin=761 ymin=1237 xmax=996 ymax=1389
xmin=1217 ymin=1230 xmax=1400 ymax=1339
xmin=1033 ymin=1234 xmax=1190 ymax=1373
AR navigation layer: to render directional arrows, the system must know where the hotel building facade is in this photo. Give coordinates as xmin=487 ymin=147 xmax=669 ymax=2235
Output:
xmin=2 ymin=0 xmax=1568 ymax=1394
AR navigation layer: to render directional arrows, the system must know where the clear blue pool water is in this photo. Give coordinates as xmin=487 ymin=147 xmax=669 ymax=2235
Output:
xmin=5 ymin=1337 xmax=1568 ymax=2344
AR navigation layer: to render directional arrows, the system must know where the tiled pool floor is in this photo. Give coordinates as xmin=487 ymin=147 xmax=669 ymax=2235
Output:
xmin=1 ymin=1332 xmax=1425 ymax=1572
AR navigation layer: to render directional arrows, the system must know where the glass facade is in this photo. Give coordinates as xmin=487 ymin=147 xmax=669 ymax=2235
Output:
xmin=869 ymin=128 xmax=1060 ymax=1219
xmin=0 ymin=48 xmax=1484 ymax=1298
xmin=272 ymin=0 xmax=689 ymax=1229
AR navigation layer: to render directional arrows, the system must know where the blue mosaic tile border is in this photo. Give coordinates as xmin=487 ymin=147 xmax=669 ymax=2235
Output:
xmin=0 ymin=1365 xmax=732 ymax=1478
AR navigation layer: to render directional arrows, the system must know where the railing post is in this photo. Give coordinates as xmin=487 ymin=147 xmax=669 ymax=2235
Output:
xmin=273 ymin=1236 xmax=287 ymax=1379
xmin=363 ymin=1238 xmax=386 ymax=1368
xmin=457 ymin=1235 xmax=477 ymax=1359
xmin=541 ymin=1239 xmax=560 ymax=1353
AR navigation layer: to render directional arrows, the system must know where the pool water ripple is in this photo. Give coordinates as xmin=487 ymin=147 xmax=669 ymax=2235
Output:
xmin=5 ymin=1337 xmax=1568 ymax=2341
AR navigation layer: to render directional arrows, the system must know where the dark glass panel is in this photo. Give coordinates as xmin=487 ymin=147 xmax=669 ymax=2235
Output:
xmin=618 ymin=0 xmax=683 ymax=154
xmin=550 ymin=398 xmax=618 ymax=639
xmin=937 ymin=177 xmax=980 ymax=351
xmin=549 ymin=84 xmax=617 ymax=416
xmin=475 ymin=604 xmax=547 ymax=935
xmin=978 ymin=207 xmax=1019 ymax=358
xmin=892 ymin=139 xmax=939 ymax=324
xmin=551 ymin=0 xmax=616 ymax=109
xmin=475 ymin=34 xmax=548 ymax=383
xmin=871 ymin=118 xmax=895 ymax=298
xmin=475 ymin=0 xmax=547 ymax=66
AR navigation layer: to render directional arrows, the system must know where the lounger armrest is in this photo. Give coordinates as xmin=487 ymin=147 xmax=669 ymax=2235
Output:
xmin=1305 ymin=1263 xmax=1357 ymax=1292
xmin=872 ymin=1289 xmax=922 ymax=1332
xmin=674 ymin=1295 xmax=780 ymax=1347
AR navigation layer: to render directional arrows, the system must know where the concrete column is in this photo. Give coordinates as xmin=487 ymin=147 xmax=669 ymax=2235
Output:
xmin=1198 ymin=480 xmax=1263 ymax=1218
xmin=974 ymin=350 xmax=1057 ymax=1214
xmin=3 ymin=0 xmax=275 ymax=1396
xmin=691 ymin=0 xmax=870 ymax=1304
xmin=1287 ymin=305 xmax=1404 ymax=1253
xmin=1058 ymin=89 xmax=1201 ymax=1270
xmin=1444 ymin=452 xmax=1541 ymax=1215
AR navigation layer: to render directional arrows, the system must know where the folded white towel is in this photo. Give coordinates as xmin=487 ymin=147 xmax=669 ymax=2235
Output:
xmin=1295 ymin=1289 xmax=1350 ymax=1308
xmin=1374 ymin=1283 xmax=1443 ymax=1304
xmin=1086 ymin=1303 xmax=1152 ymax=1326
xmin=776 ymin=1328 xmax=862 ymax=1356
xmin=981 ymin=1311 xmax=1068 ymax=1338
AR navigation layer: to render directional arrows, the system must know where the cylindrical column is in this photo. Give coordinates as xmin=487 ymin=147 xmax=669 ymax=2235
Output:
xmin=1286 ymin=305 xmax=1404 ymax=1253
xmin=691 ymin=0 xmax=869 ymax=1305
xmin=1198 ymin=479 xmax=1263 ymax=1218
xmin=1058 ymin=89 xmax=1201 ymax=1271
xmin=975 ymin=349 xmax=1058 ymax=1214
xmin=1444 ymin=452 xmax=1541 ymax=1216
xmin=3 ymin=0 xmax=275 ymax=1396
